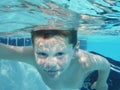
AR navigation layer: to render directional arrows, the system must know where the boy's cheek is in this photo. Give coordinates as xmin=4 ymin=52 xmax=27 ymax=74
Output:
xmin=57 ymin=58 xmax=71 ymax=67
xmin=57 ymin=60 xmax=67 ymax=66
xmin=36 ymin=59 xmax=44 ymax=64
xmin=35 ymin=58 xmax=46 ymax=68
xmin=57 ymin=56 xmax=68 ymax=63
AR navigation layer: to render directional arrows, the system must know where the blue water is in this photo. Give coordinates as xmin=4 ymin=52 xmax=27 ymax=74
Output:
xmin=0 ymin=0 xmax=120 ymax=90
xmin=86 ymin=36 xmax=120 ymax=60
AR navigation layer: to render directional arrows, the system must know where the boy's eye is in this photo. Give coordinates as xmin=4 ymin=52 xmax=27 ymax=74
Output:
xmin=56 ymin=52 xmax=65 ymax=57
xmin=37 ymin=52 xmax=48 ymax=57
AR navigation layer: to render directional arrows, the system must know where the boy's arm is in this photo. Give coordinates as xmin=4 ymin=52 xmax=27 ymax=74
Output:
xmin=0 ymin=43 xmax=35 ymax=66
xmin=79 ymin=50 xmax=110 ymax=90
xmin=88 ymin=52 xmax=110 ymax=90
xmin=91 ymin=54 xmax=110 ymax=90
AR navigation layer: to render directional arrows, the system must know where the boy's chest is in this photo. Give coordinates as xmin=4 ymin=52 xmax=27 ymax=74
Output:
xmin=43 ymin=72 xmax=86 ymax=89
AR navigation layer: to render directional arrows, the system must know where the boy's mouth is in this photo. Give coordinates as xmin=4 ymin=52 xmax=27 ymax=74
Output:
xmin=42 ymin=68 xmax=63 ymax=77
xmin=43 ymin=69 xmax=59 ymax=77
xmin=43 ymin=69 xmax=62 ymax=76
xmin=43 ymin=69 xmax=59 ymax=73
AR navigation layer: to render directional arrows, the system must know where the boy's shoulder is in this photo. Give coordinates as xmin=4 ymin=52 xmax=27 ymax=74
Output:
xmin=76 ymin=49 xmax=99 ymax=72
xmin=76 ymin=49 xmax=100 ymax=62
xmin=76 ymin=49 xmax=91 ymax=66
xmin=76 ymin=49 xmax=92 ymax=61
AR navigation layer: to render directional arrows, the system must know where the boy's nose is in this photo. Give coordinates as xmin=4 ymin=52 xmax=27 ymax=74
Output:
xmin=44 ymin=58 xmax=57 ymax=71
xmin=44 ymin=64 xmax=56 ymax=72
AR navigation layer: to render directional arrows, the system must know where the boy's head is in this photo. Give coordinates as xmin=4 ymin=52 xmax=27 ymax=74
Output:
xmin=31 ymin=29 xmax=77 ymax=47
xmin=31 ymin=29 xmax=77 ymax=78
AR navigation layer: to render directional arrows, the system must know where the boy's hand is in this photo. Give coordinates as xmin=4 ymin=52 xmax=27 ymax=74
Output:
xmin=91 ymin=81 xmax=108 ymax=90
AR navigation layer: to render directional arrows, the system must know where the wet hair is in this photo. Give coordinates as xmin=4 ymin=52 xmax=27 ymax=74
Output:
xmin=31 ymin=29 xmax=77 ymax=47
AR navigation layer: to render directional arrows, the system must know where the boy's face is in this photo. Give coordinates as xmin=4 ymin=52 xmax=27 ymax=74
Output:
xmin=34 ymin=36 xmax=75 ymax=78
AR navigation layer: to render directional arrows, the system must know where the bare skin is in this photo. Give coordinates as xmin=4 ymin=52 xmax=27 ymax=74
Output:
xmin=0 ymin=36 xmax=110 ymax=90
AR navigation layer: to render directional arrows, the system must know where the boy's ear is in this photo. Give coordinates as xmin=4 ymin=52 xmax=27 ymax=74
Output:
xmin=74 ymin=41 xmax=80 ymax=51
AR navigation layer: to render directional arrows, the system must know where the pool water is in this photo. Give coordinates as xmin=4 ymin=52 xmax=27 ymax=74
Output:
xmin=86 ymin=36 xmax=120 ymax=60
xmin=0 ymin=0 xmax=120 ymax=90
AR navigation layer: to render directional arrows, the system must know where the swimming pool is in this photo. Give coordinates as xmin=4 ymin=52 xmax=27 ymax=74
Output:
xmin=0 ymin=0 xmax=120 ymax=90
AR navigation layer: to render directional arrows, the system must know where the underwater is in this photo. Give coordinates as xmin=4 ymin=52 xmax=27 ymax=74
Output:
xmin=0 ymin=0 xmax=120 ymax=90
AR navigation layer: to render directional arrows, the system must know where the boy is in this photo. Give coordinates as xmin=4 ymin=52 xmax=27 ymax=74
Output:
xmin=0 ymin=29 xmax=110 ymax=90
